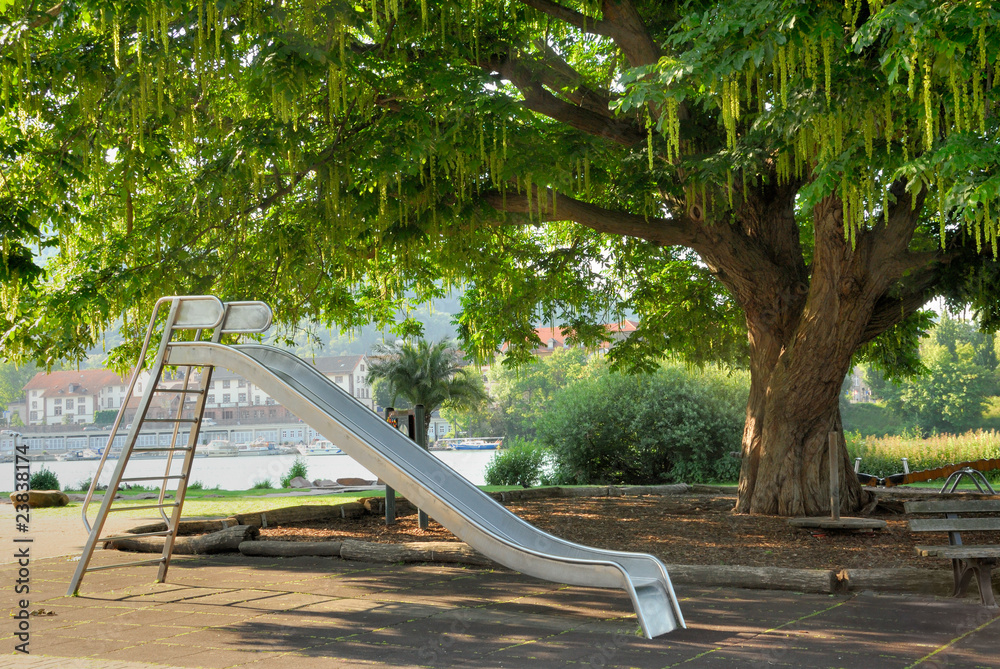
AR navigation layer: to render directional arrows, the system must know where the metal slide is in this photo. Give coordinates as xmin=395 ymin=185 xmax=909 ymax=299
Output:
xmin=163 ymin=340 xmax=685 ymax=638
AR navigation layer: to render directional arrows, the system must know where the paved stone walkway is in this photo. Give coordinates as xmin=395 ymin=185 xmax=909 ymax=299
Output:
xmin=2 ymin=551 xmax=998 ymax=668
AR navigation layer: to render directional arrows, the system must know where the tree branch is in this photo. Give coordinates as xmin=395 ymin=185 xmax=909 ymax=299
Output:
xmin=487 ymin=55 xmax=644 ymax=145
xmin=483 ymin=187 xmax=701 ymax=248
xmin=518 ymin=0 xmax=615 ymax=37
xmin=531 ymin=40 xmax=617 ymax=117
xmin=599 ymin=0 xmax=661 ymax=67
xmin=29 ymin=1 xmax=64 ymax=29
xmin=858 ymin=261 xmax=946 ymax=345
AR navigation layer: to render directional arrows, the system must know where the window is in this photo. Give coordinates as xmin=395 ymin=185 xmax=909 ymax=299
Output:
xmin=207 ymin=394 xmax=215 ymax=404
xmin=66 ymin=399 xmax=74 ymax=409
xmin=254 ymin=395 xmax=261 ymax=404
xmin=266 ymin=398 xmax=275 ymax=405
xmin=222 ymin=393 xmax=231 ymax=403
xmin=30 ymin=411 xmax=38 ymax=420
xmin=335 ymin=376 xmax=343 ymax=383
xmin=238 ymin=393 xmax=247 ymax=403
xmin=55 ymin=398 xmax=62 ymax=405
xmin=54 ymin=407 xmax=62 ymax=416
xmin=223 ymin=380 xmax=231 ymax=389
xmin=223 ymin=410 xmax=233 ymax=419
xmin=360 ymin=364 xmax=365 ymax=372
xmin=238 ymin=379 xmax=246 ymax=387
xmin=31 ymin=401 xmax=37 ymax=409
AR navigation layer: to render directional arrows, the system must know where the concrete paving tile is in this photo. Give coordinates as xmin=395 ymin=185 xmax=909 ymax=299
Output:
xmin=306 ymin=638 xmax=466 ymax=666
xmin=276 ymin=579 xmax=382 ymax=599
xmin=239 ymin=653 xmax=380 ymax=669
xmin=146 ymin=647 xmax=283 ymax=668
xmin=152 ymin=609 xmax=267 ymax=628
xmin=223 ymin=591 xmax=335 ymax=611
xmin=28 ymin=634 xmax=137 ymax=656
xmin=162 ymin=588 xmax=274 ymax=606
xmin=104 ymin=606 xmax=203 ymax=625
xmin=30 ymin=602 xmax=146 ymax=623
xmin=91 ymin=641 xmax=209 ymax=665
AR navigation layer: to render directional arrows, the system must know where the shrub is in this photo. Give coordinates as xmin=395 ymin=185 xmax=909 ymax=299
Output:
xmin=280 ymin=457 xmax=309 ymax=487
xmin=188 ymin=480 xmax=204 ymax=490
xmin=484 ymin=438 xmax=547 ymax=487
xmin=252 ymin=478 xmax=274 ymax=490
xmin=30 ymin=466 xmax=60 ymax=491
xmin=536 ymin=364 xmax=746 ymax=485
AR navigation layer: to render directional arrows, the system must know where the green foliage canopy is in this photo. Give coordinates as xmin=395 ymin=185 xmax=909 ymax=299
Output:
xmin=1 ymin=0 xmax=998 ymax=382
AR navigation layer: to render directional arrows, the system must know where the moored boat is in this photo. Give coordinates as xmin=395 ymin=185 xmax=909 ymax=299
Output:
xmin=297 ymin=439 xmax=343 ymax=456
xmin=204 ymin=439 xmax=238 ymax=457
xmin=452 ymin=439 xmax=503 ymax=450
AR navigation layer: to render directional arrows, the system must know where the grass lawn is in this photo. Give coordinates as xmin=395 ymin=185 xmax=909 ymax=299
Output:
xmin=21 ymin=485 xmax=531 ymax=521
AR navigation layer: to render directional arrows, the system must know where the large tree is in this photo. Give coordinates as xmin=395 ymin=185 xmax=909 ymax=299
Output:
xmin=1 ymin=1 xmax=999 ymax=514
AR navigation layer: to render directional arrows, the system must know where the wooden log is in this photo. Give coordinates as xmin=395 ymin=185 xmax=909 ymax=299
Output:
xmin=128 ymin=517 xmax=239 ymax=536
xmin=838 ymin=568 xmax=962 ymax=595
xmin=239 ymin=541 xmax=342 ymax=557
xmin=662 ymin=564 xmax=838 ymax=594
xmin=233 ymin=503 xmax=365 ymax=528
xmin=360 ymin=496 xmax=416 ymax=516
xmin=105 ymin=525 xmax=259 ymax=554
xmin=340 ymin=539 xmax=495 ymax=566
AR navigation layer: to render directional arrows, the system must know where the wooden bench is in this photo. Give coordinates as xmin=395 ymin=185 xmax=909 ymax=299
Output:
xmin=905 ymin=499 xmax=1000 ymax=607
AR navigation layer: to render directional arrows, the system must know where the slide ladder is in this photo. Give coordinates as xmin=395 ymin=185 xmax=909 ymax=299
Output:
xmin=67 ymin=297 xmax=272 ymax=594
xmin=69 ymin=296 xmax=684 ymax=638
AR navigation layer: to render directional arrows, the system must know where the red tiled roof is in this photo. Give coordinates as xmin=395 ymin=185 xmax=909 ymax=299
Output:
xmin=23 ymin=369 xmax=128 ymax=395
xmin=501 ymin=320 xmax=639 ymax=352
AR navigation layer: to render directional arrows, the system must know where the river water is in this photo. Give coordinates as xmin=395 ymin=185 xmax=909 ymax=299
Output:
xmin=5 ymin=450 xmax=497 ymax=491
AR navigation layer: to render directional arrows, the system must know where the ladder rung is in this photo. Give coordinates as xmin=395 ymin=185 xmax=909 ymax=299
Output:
xmin=132 ymin=447 xmax=193 ymax=453
xmin=100 ymin=530 xmax=173 ymax=542
xmin=120 ymin=475 xmax=186 ymax=482
xmin=86 ymin=558 xmax=166 ymax=572
xmin=153 ymin=388 xmax=204 ymax=394
xmin=107 ymin=503 xmax=179 ymax=512
xmin=142 ymin=418 xmax=200 ymax=423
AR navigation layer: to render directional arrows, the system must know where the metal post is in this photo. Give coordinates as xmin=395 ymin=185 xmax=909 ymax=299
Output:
xmin=415 ymin=404 xmax=429 ymax=529
xmin=901 ymin=457 xmax=910 ymax=475
xmin=854 ymin=457 xmax=862 ymax=474
xmin=829 ymin=431 xmax=840 ymax=521
xmin=384 ymin=407 xmax=396 ymax=526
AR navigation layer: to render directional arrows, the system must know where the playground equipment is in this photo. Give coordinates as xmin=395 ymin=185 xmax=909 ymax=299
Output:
xmin=68 ymin=296 xmax=684 ymax=639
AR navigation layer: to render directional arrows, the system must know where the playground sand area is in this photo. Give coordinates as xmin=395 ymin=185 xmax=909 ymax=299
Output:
xmin=256 ymin=491 xmax=999 ymax=572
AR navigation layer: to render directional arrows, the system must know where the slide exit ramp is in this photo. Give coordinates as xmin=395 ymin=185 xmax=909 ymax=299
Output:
xmin=80 ymin=296 xmax=684 ymax=638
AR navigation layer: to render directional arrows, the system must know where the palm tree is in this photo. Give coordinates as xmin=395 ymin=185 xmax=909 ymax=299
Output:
xmin=366 ymin=338 xmax=489 ymax=447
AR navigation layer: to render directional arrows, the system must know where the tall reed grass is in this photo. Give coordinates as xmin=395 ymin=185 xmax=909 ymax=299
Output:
xmin=847 ymin=429 xmax=1000 ymax=482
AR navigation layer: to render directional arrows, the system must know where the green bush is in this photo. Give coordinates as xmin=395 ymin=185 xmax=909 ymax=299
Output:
xmin=188 ymin=480 xmax=204 ymax=490
xmin=484 ymin=438 xmax=547 ymax=487
xmin=536 ymin=364 xmax=746 ymax=485
xmin=280 ymin=457 xmax=308 ymax=487
xmin=251 ymin=478 xmax=274 ymax=490
xmin=30 ymin=466 xmax=60 ymax=491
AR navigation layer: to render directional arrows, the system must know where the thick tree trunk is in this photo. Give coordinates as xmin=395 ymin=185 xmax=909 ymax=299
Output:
xmin=735 ymin=356 xmax=874 ymax=516
xmin=732 ymin=194 xmax=898 ymax=516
